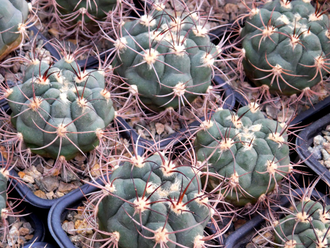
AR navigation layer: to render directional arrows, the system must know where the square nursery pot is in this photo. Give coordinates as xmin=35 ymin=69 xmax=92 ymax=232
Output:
xmin=48 ymin=177 xmax=222 ymax=248
xmin=224 ymin=187 xmax=330 ymax=248
xmin=296 ymin=112 xmax=330 ymax=185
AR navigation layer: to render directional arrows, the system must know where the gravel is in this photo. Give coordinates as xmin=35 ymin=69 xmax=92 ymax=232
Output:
xmin=309 ymin=125 xmax=330 ymax=170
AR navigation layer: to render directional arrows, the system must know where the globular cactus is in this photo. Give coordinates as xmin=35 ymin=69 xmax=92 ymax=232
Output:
xmin=112 ymin=4 xmax=218 ymax=111
xmin=0 ymin=0 xmax=30 ymax=60
xmin=38 ymin=0 xmax=128 ymax=38
xmin=54 ymin=0 xmax=117 ymax=20
xmin=5 ymin=57 xmax=115 ymax=160
xmin=274 ymin=197 xmax=330 ymax=247
xmin=194 ymin=104 xmax=290 ymax=207
xmin=240 ymin=0 xmax=330 ymax=95
xmin=95 ymin=153 xmax=212 ymax=248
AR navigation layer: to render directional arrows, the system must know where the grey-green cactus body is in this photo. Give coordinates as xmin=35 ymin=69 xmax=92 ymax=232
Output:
xmin=55 ymin=0 xmax=117 ymax=22
xmin=275 ymin=199 xmax=330 ymax=248
xmin=113 ymin=8 xmax=217 ymax=111
xmin=7 ymin=58 xmax=115 ymax=160
xmin=240 ymin=0 xmax=330 ymax=95
xmin=0 ymin=0 xmax=29 ymax=60
xmin=0 ymin=171 xmax=6 ymax=218
xmin=195 ymin=105 xmax=290 ymax=206
xmin=97 ymin=154 xmax=211 ymax=248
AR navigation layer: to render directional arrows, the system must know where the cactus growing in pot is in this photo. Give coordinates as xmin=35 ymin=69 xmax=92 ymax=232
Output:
xmin=239 ymin=0 xmax=330 ymax=97
xmin=36 ymin=0 xmax=132 ymax=39
xmin=194 ymin=103 xmax=291 ymax=208
xmin=4 ymin=56 xmax=115 ymax=160
xmin=270 ymin=180 xmax=330 ymax=248
xmin=84 ymin=150 xmax=219 ymax=248
xmin=274 ymin=198 xmax=330 ymax=247
xmin=54 ymin=0 xmax=118 ymax=21
xmin=111 ymin=2 xmax=219 ymax=112
xmin=0 ymin=0 xmax=32 ymax=60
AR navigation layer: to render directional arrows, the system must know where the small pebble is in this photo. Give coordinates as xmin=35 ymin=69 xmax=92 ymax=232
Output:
xmin=323 ymin=142 xmax=330 ymax=154
xmin=46 ymin=191 xmax=55 ymax=200
xmin=70 ymin=235 xmax=83 ymax=243
xmin=325 ymin=161 xmax=330 ymax=168
xmin=58 ymin=181 xmax=80 ymax=194
xmin=25 ymin=166 xmax=43 ymax=179
xmin=34 ymin=190 xmax=47 ymax=199
xmin=321 ymin=149 xmax=330 ymax=161
xmin=66 ymin=211 xmax=77 ymax=221
xmin=326 ymin=125 xmax=330 ymax=132
xmin=62 ymin=220 xmax=76 ymax=235
xmin=308 ymin=146 xmax=323 ymax=160
xmin=314 ymin=135 xmax=325 ymax=146
xmin=322 ymin=131 xmax=330 ymax=136
xmin=38 ymin=176 xmax=60 ymax=192
xmin=22 ymin=222 xmax=33 ymax=234
xmin=24 ymin=234 xmax=34 ymax=240
xmin=18 ymin=227 xmax=30 ymax=236
xmin=7 ymin=225 xmax=19 ymax=246
xmin=74 ymin=220 xmax=93 ymax=235
xmin=55 ymin=191 xmax=65 ymax=198
xmin=21 ymin=175 xmax=35 ymax=184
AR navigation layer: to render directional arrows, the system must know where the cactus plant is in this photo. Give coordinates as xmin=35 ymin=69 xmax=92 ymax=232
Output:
xmin=54 ymin=0 xmax=118 ymax=21
xmin=0 ymin=0 xmax=30 ymax=60
xmin=112 ymin=3 xmax=218 ymax=112
xmin=274 ymin=196 xmax=330 ymax=247
xmin=194 ymin=103 xmax=291 ymax=207
xmin=240 ymin=0 xmax=330 ymax=96
xmin=37 ymin=0 xmax=130 ymax=39
xmin=5 ymin=57 xmax=115 ymax=160
xmin=93 ymin=152 xmax=212 ymax=248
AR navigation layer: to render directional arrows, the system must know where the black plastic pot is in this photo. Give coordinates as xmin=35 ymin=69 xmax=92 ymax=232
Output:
xmin=296 ymin=112 xmax=330 ymax=184
xmin=48 ymin=177 xmax=222 ymax=248
xmin=117 ymin=75 xmax=236 ymax=150
xmin=224 ymin=187 xmax=330 ymax=247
